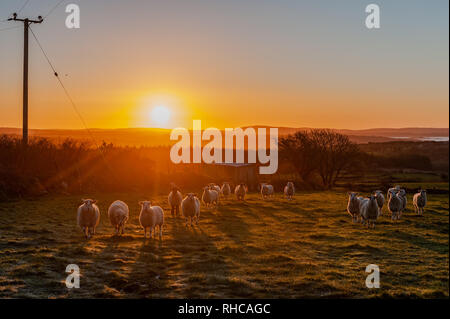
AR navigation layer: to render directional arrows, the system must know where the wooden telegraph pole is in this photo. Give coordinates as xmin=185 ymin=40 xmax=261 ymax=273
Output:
xmin=8 ymin=13 xmax=43 ymax=145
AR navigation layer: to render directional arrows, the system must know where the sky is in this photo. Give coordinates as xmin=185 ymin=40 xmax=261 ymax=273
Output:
xmin=0 ymin=0 xmax=448 ymax=130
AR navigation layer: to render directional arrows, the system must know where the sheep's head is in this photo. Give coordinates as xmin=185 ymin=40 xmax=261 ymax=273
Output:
xmin=287 ymin=182 xmax=294 ymax=187
xmin=82 ymin=199 xmax=97 ymax=208
xmin=347 ymin=192 xmax=358 ymax=200
xmin=139 ymin=201 xmax=151 ymax=210
xmin=420 ymin=189 xmax=427 ymax=196
xmin=186 ymin=193 xmax=198 ymax=203
xmin=388 ymin=189 xmax=398 ymax=197
xmin=398 ymin=189 xmax=406 ymax=196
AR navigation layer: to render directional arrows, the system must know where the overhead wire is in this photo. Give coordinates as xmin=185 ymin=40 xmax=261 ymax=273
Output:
xmin=29 ymin=26 xmax=120 ymax=181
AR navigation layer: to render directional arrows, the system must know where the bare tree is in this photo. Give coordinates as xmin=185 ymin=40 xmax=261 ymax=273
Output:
xmin=280 ymin=129 xmax=359 ymax=189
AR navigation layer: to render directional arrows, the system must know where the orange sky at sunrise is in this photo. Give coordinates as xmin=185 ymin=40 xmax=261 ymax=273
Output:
xmin=0 ymin=0 xmax=448 ymax=130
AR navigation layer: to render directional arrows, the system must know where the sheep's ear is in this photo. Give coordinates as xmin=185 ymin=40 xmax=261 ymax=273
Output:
xmin=92 ymin=200 xmax=97 ymax=204
xmin=138 ymin=201 xmax=144 ymax=205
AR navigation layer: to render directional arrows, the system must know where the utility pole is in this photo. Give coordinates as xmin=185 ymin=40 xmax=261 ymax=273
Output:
xmin=8 ymin=13 xmax=43 ymax=146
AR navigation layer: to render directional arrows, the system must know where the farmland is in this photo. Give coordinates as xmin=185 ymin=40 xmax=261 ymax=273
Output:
xmin=0 ymin=191 xmax=448 ymax=298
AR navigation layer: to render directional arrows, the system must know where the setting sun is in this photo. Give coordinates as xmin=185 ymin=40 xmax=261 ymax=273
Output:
xmin=150 ymin=106 xmax=171 ymax=128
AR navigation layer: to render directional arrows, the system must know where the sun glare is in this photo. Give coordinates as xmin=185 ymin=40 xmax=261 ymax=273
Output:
xmin=150 ymin=106 xmax=171 ymax=128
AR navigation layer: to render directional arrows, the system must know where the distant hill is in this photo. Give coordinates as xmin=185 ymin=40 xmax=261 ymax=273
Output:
xmin=0 ymin=126 xmax=448 ymax=146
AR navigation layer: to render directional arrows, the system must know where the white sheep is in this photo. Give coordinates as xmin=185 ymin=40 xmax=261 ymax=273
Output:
xmin=139 ymin=201 xmax=164 ymax=239
xmin=181 ymin=193 xmax=200 ymax=226
xmin=77 ymin=199 xmax=100 ymax=239
xmin=374 ymin=190 xmax=385 ymax=217
xmin=202 ymin=186 xmax=219 ymax=208
xmin=360 ymin=195 xmax=379 ymax=228
xmin=388 ymin=189 xmax=402 ymax=221
xmin=107 ymin=200 xmax=129 ymax=236
xmin=168 ymin=184 xmax=183 ymax=217
xmin=260 ymin=183 xmax=274 ymax=200
xmin=413 ymin=189 xmax=427 ymax=215
xmin=284 ymin=182 xmax=295 ymax=200
xmin=234 ymin=183 xmax=247 ymax=201
xmin=221 ymin=182 xmax=231 ymax=197
xmin=346 ymin=192 xmax=362 ymax=223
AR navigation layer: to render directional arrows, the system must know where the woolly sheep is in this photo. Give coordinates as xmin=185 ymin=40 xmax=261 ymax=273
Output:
xmin=413 ymin=189 xmax=427 ymax=215
xmin=221 ymin=182 xmax=231 ymax=197
xmin=234 ymin=183 xmax=247 ymax=201
xmin=139 ymin=201 xmax=164 ymax=239
xmin=388 ymin=189 xmax=402 ymax=221
xmin=360 ymin=195 xmax=379 ymax=228
xmin=202 ymin=186 xmax=219 ymax=207
xmin=374 ymin=190 xmax=385 ymax=217
xmin=181 ymin=193 xmax=201 ymax=226
xmin=260 ymin=183 xmax=274 ymax=200
xmin=346 ymin=192 xmax=362 ymax=223
xmin=107 ymin=200 xmax=129 ymax=236
xmin=284 ymin=182 xmax=295 ymax=200
xmin=77 ymin=199 xmax=100 ymax=239
xmin=168 ymin=184 xmax=183 ymax=217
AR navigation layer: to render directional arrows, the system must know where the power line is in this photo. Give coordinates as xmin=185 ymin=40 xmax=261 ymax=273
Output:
xmin=44 ymin=0 xmax=66 ymax=19
xmin=29 ymin=26 xmax=98 ymax=148
xmin=0 ymin=0 xmax=31 ymax=22
xmin=17 ymin=0 xmax=31 ymax=14
xmin=29 ymin=26 xmax=120 ymax=182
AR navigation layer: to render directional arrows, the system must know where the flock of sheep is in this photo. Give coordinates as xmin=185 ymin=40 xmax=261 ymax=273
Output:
xmin=347 ymin=186 xmax=428 ymax=228
xmin=76 ymin=181 xmax=296 ymax=239
xmin=76 ymin=182 xmax=428 ymax=239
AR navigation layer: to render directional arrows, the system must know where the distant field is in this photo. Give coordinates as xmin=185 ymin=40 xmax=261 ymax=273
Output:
xmin=0 ymin=191 xmax=448 ymax=298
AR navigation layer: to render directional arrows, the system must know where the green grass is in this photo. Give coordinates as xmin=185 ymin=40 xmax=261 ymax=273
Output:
xmin=0 ymin=191 xmax=448 ymax=298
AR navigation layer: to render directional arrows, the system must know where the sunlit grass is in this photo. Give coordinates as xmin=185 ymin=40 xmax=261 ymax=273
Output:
xmin=0 ymin=191 xmax=448 ymax=298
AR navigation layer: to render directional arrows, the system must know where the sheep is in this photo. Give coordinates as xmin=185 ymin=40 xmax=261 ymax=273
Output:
xmin=107 ymin=200 xmax=129 ymax=236
xmin=77 ymin=199 xmax=100 ymax=239
xmin=413 ymin=189 xmax=427 ymax=215
xmin=398 ymin=188 xmax=407 ymax=219
xmin=284 ymin=182 xmax=295 ymax=200
xmin=221 ymin=182 xmax=231 ymax=197
xmin=360 ymin=195 xmax=379 ymax=228
xmin=209 ymin=183 xmax=221 ymax=194
xmin=234 ymin=183 xmax=247 ymax=201
xmin=202 ymin=186 xmax=219 ymax=208
xmin=260 ymin=183 xmax=274 ymax=200
xmin=181 ymin=193 xmax=200 ymax=226
xmin=168 ymin=184 xmax=183 ymax=217
xmin=374 ymin=190 xmax=385 ymax=217
xmin=139 ymin=201 xmax=164 ymax=239
xmin=346 ymin=192 xmax=362 ymax=223
xmin=388 ymin=189 xmax=402 ymax=221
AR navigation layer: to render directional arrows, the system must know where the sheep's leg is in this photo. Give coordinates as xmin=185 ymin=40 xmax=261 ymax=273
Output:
xmin=159 ymin=225 xmax=162 ymax=239
xmin=176 ymin=206 xmax=180 ymax=217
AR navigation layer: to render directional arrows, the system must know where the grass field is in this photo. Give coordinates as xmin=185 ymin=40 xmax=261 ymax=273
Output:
xmin=0 ymin=191 xmax=448 ymax=298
